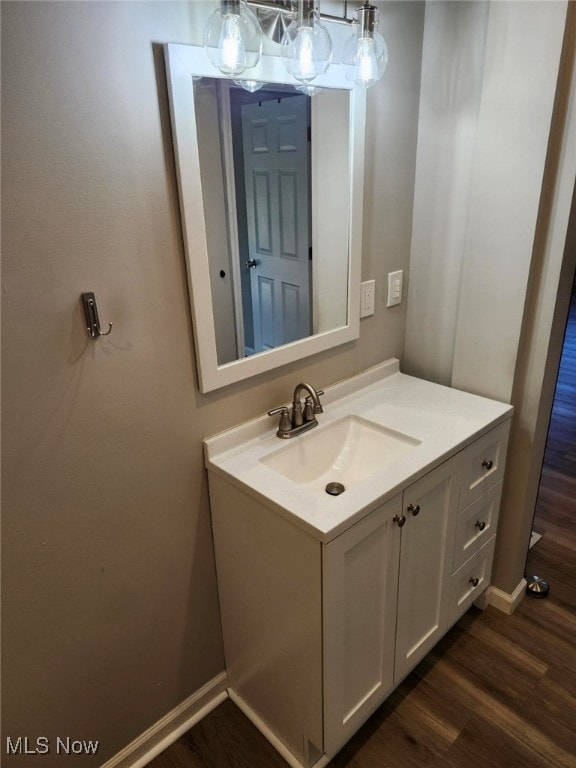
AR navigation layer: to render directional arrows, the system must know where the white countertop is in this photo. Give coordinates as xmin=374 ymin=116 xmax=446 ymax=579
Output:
xmin=204 ymin=359 xmax=513 ymax=543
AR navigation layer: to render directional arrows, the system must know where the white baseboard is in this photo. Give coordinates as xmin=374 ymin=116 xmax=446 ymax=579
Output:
xmin=485 ymin=578 xmax=527 ymax=615
xmin=228 ymin=688 xmax=330 ymax=768
xmin=100 ymin=671 xmax=228 ymax=768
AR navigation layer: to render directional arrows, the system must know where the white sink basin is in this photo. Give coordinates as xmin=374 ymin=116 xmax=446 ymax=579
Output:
xmin=204 ymin=361 xmax=514 ymax=541
xmin=261 ymin=415 xmax=421 ymax=492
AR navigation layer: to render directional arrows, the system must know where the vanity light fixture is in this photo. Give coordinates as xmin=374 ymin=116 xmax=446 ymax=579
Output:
xmin=202 ymin=0 xmax=388 ymax=88
xmin=203 ymin=0 xmax=262 ymax=76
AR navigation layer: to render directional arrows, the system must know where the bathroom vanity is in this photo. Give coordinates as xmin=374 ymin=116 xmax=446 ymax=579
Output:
xmin=204 ymin=360 xmax=512 ymax=768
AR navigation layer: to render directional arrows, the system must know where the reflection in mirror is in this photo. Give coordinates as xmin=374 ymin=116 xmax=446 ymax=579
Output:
xmin=194 ymin=78 xmax=351 ymax=365
xmin=165 ymin=44 xmax=365 ymax=392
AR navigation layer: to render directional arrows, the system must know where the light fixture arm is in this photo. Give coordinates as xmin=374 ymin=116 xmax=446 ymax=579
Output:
xmin=246 ymin=0 xmax=355 ymax=29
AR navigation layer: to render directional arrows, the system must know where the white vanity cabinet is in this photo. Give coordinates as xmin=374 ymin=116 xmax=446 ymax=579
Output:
xmin=321 ymin=421 xmax=510 ymax=757
xmin=205 ymin=366 xmax=513 ymax=768
xmin=323 ymin=455 xmax=460 ymax=755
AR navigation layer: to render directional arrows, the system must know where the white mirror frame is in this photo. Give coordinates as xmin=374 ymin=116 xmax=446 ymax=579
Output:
xmin=164 ymin=43 xmax=366 ymax=393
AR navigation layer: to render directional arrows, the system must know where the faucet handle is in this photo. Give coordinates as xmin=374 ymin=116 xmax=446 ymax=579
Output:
xmin=268 ymin=406 xmax=291 ymax=435
xmin=304 ymin=397 xmax=315 ymax=423
xmin=291 ymin=399 xmax=304 ymax=427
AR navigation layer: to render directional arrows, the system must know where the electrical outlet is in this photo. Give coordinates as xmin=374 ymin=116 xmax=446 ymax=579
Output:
xmin=360 ymin=280 xmax=375 ymax=318
xmin=387 ymin=270 xmax=403 ymax=307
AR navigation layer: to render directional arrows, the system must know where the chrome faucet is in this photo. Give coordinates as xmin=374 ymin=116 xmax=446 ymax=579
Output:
xmin=268 ymin=382 xmax=324 ymax=439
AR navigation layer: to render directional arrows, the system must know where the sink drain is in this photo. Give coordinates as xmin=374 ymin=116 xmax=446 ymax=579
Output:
xmin=325 ymin=482 xmax=345 ymax=496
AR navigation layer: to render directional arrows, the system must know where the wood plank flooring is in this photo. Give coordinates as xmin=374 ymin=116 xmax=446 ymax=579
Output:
xmin=148 ymin=572 xmax=576 ymax=768
xmin=148 ymin=292 xmax=576 ymax=768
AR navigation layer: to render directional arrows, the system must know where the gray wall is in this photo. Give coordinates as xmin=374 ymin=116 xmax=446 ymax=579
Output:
xmin=1 ymin=1 xmax=424 ymax=765
xmin=404 ymin=0 xmax=567 ymax=401
xmin=404 ymin=0 xmax=574 ymax=595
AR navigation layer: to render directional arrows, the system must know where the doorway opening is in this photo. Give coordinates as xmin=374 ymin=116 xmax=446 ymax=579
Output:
xmin=219 ymin=82 xmax=312 ymax=359
xmin=526 ymin=278 xmax=576 ymax=596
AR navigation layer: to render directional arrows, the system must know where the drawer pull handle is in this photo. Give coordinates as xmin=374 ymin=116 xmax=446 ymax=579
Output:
xmin=469 ymin=577 xmax=479 ymax=587
xmin=393 ymin=514 xmax=406 ymax=528
xmin=482 ymin=459 xmax=494 ymax=470
xmin=407 ymin=504 xmax=420 ymax=516
xmin=475 ymin=520 xmax=486 ymax=531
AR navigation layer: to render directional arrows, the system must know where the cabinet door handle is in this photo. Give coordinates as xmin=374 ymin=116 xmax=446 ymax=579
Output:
xmin=475 ymin=520 xmax=486 ymax=531
xmin=407 ymin=504 xmax=420 ymax=516
xmin=482 ymin=459 xmax=494 ymax=470
xmin=393 ymin=514 xmax=406 ymax=528
xmin=469 ymin=577 xmax=479 ymax=587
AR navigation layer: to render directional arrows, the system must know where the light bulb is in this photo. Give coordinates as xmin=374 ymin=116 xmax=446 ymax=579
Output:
xmin=221 ymin=16 xmax=245 ymax=72
xmin=204 ymin=0 xmax=262 ymax=77
xmin=343 ymin=3 xmax=388 ymax=88
xmin=282 ymin=1 xmax=332 ymax=84
xmin=357 ymin=37 xmax=379 ymax=85
xmin=293 ymin=27 xmax=316 ymax=81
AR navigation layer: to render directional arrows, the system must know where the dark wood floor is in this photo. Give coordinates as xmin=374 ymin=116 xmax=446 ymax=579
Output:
xmin=149 ymin=294 xmax=576 ymax=768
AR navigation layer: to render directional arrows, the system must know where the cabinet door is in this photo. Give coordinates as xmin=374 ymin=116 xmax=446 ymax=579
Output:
xmin=394 ymin=456 xmax=460 ymax=683
xmin=323 ymin=495 xmax=402 ymax=757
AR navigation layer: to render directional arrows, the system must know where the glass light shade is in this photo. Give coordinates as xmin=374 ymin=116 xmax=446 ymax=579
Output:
xmin=295 ymin=84 xmax=322 ymax=96
xmin=204 ymin=1 xmax=262 ymax=77
xmin=343 ymin=27 xmax=388 ymax=88
xmin=281 ymin=16 xmax=332 ymax=83
xmin=233 ymin=79 xmax=265 ymax=92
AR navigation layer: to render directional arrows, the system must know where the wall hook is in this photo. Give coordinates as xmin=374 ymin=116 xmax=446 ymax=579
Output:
xmin=81 ymin=292 xmax=113 ymax=339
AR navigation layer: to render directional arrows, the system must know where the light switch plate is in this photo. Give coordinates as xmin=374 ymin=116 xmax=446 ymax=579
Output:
xmin=387 ymin=270 xmax=403 ymax=307
xmin=360 ymin=280 xmax=375 ymax=318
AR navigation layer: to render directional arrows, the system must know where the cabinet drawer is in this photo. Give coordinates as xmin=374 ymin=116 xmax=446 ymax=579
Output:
xmin=453 ymin=480 xmax=502 ymax=572
xmin=449 ymin=537 xmax=496 ymax=625
xmin=459 ymin=421 xmax=510 ymax=509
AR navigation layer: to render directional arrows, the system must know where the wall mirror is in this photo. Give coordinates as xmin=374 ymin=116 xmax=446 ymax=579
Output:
xmin=165 ymin=43 xmax=366 ymax=392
